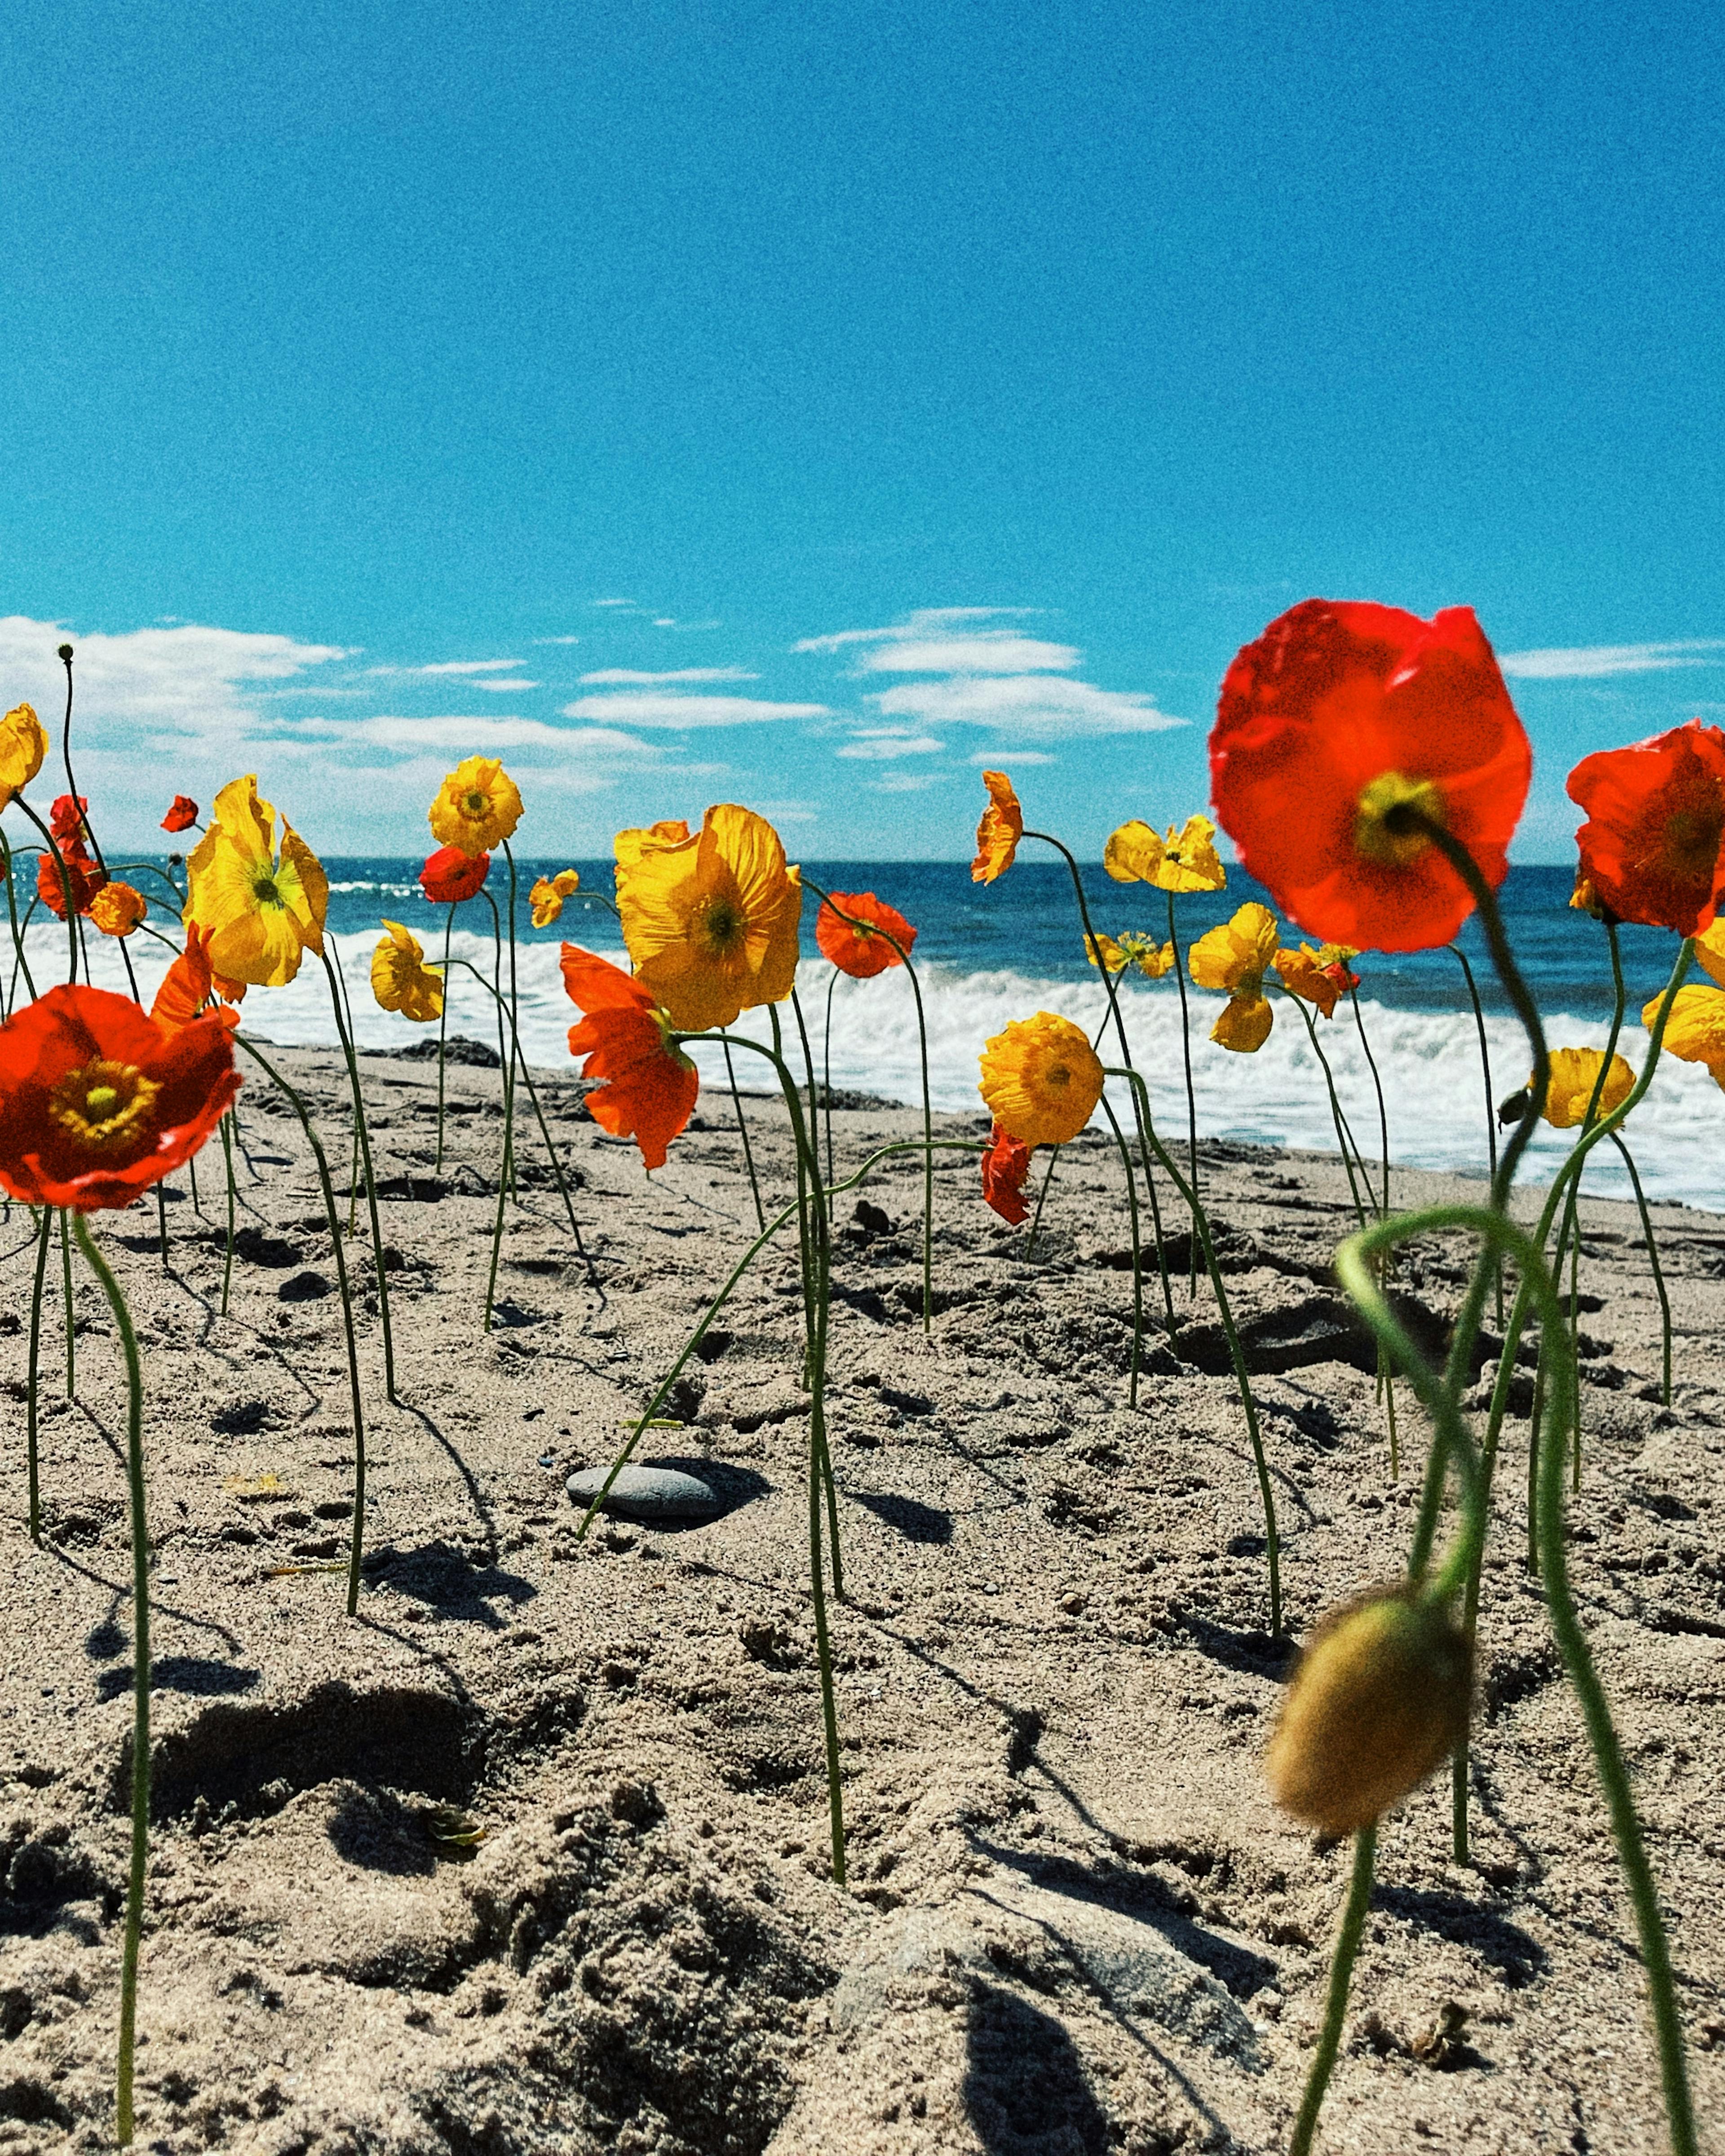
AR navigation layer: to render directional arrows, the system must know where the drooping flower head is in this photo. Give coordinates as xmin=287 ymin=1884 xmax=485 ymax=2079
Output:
xmin=1084 ymin=931 xmax=1128 ymax=973
xmin=1566 ymin=720 xmax=1725 ymax=936
xmin=561 ymin=944 xmax=698 ymax=1171
xmin=184 ymin=777 xmax=328 ymax=988
xmin=420 ymin=845 xmax=491 ymax=905
xmin=1188 ymin=901 xmax=1281 ymax=1052
xmin=981 ymin=1122 xmax=1032 ymax=1224
xmin=1540 ymin=1047 xmax=1636 ymax=1130
xmin=1643 ymin=985 xmax=1725 ymax=1092
xmin=971 ymin=771 xmax=1023 ymax=884
xmin=529 ymin=868 xmax=582 ymax=929
xmin=150 ymin=923 xmax=241 ymax=1035
xmin=37 ymin=832 xmax=106 ymax=918
xmin=429 ymin=755 xmax=524 ymax=858
xmin=160 ymin=795 xmax=199 ymax=834
xmin=1212 ymin=600 xmax=1531 ymax=953
xmin=1104 ymin=813 xmax=1227 ymax=893
xmin=1265 ymin=1586 xmax=1473 ymax=1834
xmin=0 ymin=704 xmax=48 ymax=809
xmin=372 ymin=920 xmax=445 ymax=1023
xmin=978 ymin=1012 xmax=1105 ymax=1149
xmin=89 ymin=883 xmax=147 ymax=939
xmin=817 ymin=891 xmax=916 ymax=979
xmin=614 ymin=804 xmax=802 ymax=1033
xmin=1273 ymin=941 xmax=1361 ymax=1021
xmin=0 ymin=983 xmax=239 ymax=1211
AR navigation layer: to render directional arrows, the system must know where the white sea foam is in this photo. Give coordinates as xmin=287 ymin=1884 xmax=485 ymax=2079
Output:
xmin=21 ymin=925 xmax=1723 ymax=1207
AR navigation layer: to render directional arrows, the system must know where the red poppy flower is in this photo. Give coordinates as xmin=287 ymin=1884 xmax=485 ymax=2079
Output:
xmin=0 ymin=984 xmax=240 ymax=1211
xmin=1566 ymin=720 xmax=1725 ymax=936
xmin=150 ymin=924 xmax=241 ymax=1035
xmin=816 ymin=890 xmax=917 ymax=979
xmin=1211 ymin=600 xmax=1531 ymax=953
xmin=560 ymin=944 xmax=698 ymax=1171
xmin=981 ymin=1120 xmax=1032 ymax=1224
xmin=36 ymin=836 xmax=105 ymax=918
xmin=161 ymin=795 xmax=199 ymax=833
xmin=49 ymin=794 xmax=90 ymax=844
xmin=420 ymin=845 xmax=492 ymax=904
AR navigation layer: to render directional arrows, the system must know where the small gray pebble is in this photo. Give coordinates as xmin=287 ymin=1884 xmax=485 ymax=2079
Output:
xmin=566 ymin=1464 xmax=721 ymax=1521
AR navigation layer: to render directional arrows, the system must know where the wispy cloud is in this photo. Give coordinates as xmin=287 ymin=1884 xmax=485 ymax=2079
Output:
xmin=796 ymin=606 xmax=1029 ymax=654
xmin=870 ymin=771 xmax=947 ymax=792
xmin=578 ymin=667 xmax=759 ymax=685
xmin=874 ymin=675 xmax=1179 ymax=736
xmin=834 ymin=729 xmax=945 ymax=760
xmin=967 ymin=749 xmax=1057 ymax=765
xmin=534 ymin=635 xmax=583 ymax=645
xmin=798 ymin=607 xmax=1077 ymax=672
xmin=471 ymin=678 xmax=539 ymax=693
xmin=562 ymin=692 xmax=830 ymax=728
xmin=364 ymin=658 xmax=524 ymax=677
xmin=592 ymin=597 xmax=636 ymax=609
xmin=1498 ymin=639 xmax=1725 ymax=679
xmin=294 ymin=715 xmax=663 ymax=756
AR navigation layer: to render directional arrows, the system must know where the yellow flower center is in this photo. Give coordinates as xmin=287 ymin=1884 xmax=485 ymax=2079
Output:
xmin=693 ymin=892 xmax=748 ymax=960
xmin=1355 ymin=772 xmax=1445 ymax=869
xmin=49 ymin=1059 xmax=161 ymax=1150
xmin=464 ymin=789 xmax=489 ymax=817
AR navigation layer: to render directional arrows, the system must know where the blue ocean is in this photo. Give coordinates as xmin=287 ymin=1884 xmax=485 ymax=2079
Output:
xmin=15 ymin=857 xmax=1721 ymax=1207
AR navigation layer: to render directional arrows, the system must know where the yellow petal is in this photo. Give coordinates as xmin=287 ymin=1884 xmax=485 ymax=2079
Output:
xmin=0 ymin=703 xmax=48 ymax=806
xmin=1103 ymin=820 xmax=1163 ymax=884
xmin=1085 ymin=932 xmax=1128 ymax=972
xmin=1149 ymin=813 xmax=1228 ymax=893
xmin=1539 ymin=1047 xmax=1636 ymax=1130
xmin=1694 ymin=917 xmax=1725 ymax=991
xmin=1211 ymin=994 xmax=1273 ymax=1052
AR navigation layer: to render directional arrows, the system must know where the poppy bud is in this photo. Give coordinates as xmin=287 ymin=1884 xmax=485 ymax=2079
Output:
xmin=1496 ymin=1087 xmax=1533 ymax=1127
xmin=1265 ymin=1587 xmax=1472 ymax=1835
xmin=57 ymin=643 xmax=73 ymax=661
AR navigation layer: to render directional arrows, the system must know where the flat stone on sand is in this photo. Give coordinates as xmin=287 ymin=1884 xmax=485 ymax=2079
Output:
xmin=566 ymin=1464 xmax=722 ymax=1521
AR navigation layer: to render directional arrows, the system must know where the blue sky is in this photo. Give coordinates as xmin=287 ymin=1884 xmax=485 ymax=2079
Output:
xmin=2 ymin=0 xmax=1721 ymax=857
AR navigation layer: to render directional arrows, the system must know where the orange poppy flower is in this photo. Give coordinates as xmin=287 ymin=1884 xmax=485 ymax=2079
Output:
xmin=978 ymin=1012 xmax=1105 ymax=1148
xmin=816 ymin=891 xmax=917 ymax=979
xmin=560 ymin=944 xmax=698 ymax=1170
xmin=150 ymin=924 xmax=241 ymax=1035
xmin=1273 ymin=941 xmax=1361 ymax=1020
xmin=161 ymin=795 xmax=199 ymax=834
xmin=1566 ymin=720 xmax=1725 ymax=936
xmin=971 ymin=771 xmax=1023 ymax=884
xmin=420 ymin=846 xmax=491 ymax=904
xmin=1212 ymin=600 xmax=1531 ymax=953
xmin=36 ymin=799 xmax=105 ymax=919
xmin=980 ymin=1121 xmax=1031 ymax=1224
xmin=0 ymin=983 xmax=239 ymax=1211
xmin=89 ymin=882 xmax=147 ymax=938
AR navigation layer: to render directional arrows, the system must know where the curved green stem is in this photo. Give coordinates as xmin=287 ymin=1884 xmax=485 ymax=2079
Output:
xmin=60 ymin=1210 xmax=75 ymax=1396
xmin=234 ymin=1035 xmax=369 ymax=1616
xmin=69 ymin=1215 xmax=146 ymax=2148
xmin=1610 ymin=1133 xmax=1672 ymax=1407
xmin=435 ymin=905 xmax=455 ymax=1171
xmin=1448 ymin=942 xmax=1503 ymax=1325
xmin=12 ymin=795 xmax=78 ymax=983
xmin=1024 ymin=1144 xmax=1061 ymax=1258
xmin=1099 ymin=1097 xmax=1144 ymax=1406
xmin=1166 ymin=889 xmax=1200 ymax=1294
xmin=322 ymin=945 xmax=398 ymax=1401
xmin=25 ymin=1206 xmax=50 ymax=1541
xmin=722 ymin=1037 xmax=766 ymax=1232
xmin=218 ymin=1115 xmax=236 ymax=1317
xmin=0 ymin=832 xmax=36 ymax=1009
xmin=1107 ymin=1065 xmax=1279 ymax=1633
xmin=1291 ymin=997 xmax=1369 ymax=1231
xmin=1289 ymin=1825 xmax=1377 ymax=2156
xmin=822 ymin=968 xmax=838 ymax=1188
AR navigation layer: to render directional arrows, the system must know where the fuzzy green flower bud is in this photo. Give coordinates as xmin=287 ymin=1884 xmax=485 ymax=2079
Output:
xmin=1265 ymin=1587 xmax=1473 ymax=1835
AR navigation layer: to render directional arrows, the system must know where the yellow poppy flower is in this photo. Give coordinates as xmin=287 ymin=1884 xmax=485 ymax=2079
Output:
xmin=1084 ymin=931 xmax=1128 ymax=973
xmin=429 ymin=755 xmax=524 ymax=857
xmin=1644 ymin=984 xmax=1725 ymax=1091
xmin=978 ymin=1012 xmax=1105 ymax=1148
xmin=1104 ymin=813 xmax=1227 ymax=892
xmin=1694 ymin=916 xmax=1725 ymax=990
xmin=529 ymin=868 xmax=581 ymax=928
xmin=1119 ymin=932 xmax=1176 ymax=979
xmin=971 ymin=771 xmax=1023 ymax=884
xmin=371 ymin=919 xmax=445 ymax=1022
xmin=184 ymin=776 xmax=329 ymax=989
xmin=1274 ymin=940 xmax=1361 ymax=1021
xmin=1538 ymin=1047 xmax=1635 ymax=1129
xmin=89 ymin=882 xmax=147 ymax=938
xmin=1570 ymin=870 xmax=1605 ymax=919
xmin=0 ymin=703 xmax=47 ymax=809
xmin=615 ymin=804 xmax=802 ymax=1032
xmin=1189 ymin=901 xmax=1280 ymax=1053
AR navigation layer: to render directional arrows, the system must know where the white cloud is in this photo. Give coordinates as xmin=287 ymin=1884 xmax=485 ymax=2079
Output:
xmin=1498 ymin=640 xmax=1725 ymax=679
xmin=578 ymin=667 xmax=759 ymax=685
xmin=293 ymin=715 xmax=663 ymax=756
xmin=561 ymin=693 xmax=830 ymax=728
xmin=835 ymin=729 xmax=946 ymax=760
xmin=592 ymin=598 xmax=636 ymax=609
xmin=870 ymin=771 xmax=947 ymax=792
xmin=0 ymin=614 xmax=349 ymax=746
xmin=873 ymin=675 xmax=1179 ymax=736
xmin=472 ymin=678 xmax=539 ymax=693
xmin=796 ymin=606 xmax=1031 ymax=654
xmin=967 ymin=749 xmax=1057 ymax=765
xmin=860 ymin=635 xmax=1079 ymax=673
xmin=534 ymin=635 xmax=583 ymax=645
xmin=364 ymin=658 xmax=523 ymax=677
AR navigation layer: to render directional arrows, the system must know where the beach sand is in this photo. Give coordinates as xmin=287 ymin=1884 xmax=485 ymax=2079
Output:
xmin=1 ymin=1041 xmax=1722 ymax=2153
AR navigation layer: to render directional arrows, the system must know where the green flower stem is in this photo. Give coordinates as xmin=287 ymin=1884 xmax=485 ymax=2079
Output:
xmin=1447 ymin=943 xmax=1503 ymax=1325
xmin=1290 ymin=998 xmax=1370 ymax=1232
xmin=803 ymin=882 xmax=939 ymax=1335
xmin=479 ymin=890 xmax=516 ymax=1203
xmin=779 ymin=1002 xmax=844 ymax=1600
xmin=1106 ymin=1065 xmax=1280 ymax=1634
xmin=435 ymin=905 xmax=455 ymax=1171
xmin=234 ymin=1035 xmax=369 ymax=1616
xmin=1024 ymin=1144 xmax=1062 ymax=1257
xmin=0 ymin=833 xmax=36 ymax=1007
xmin=68 ymin=1214 xmax=147 ymax=2150
xmin=501 ymin=842 xmax=525 ymax=1199
xmin=722 ymin=1038 xmax=766 ymax=1233
xmin=25 ymin=1206 xmax=50 ymax=1542
xmin=1288 ymin=1823 xmax=1378 ymax=2156
xmin=217 ymin=1115 xmax=236 ymax=1317
xmin=60 ymin=1209 xmax=75 ymax=1396
xmin=1098 ymin=1096 xmax=1144 ymax=1407
xmin=1610 ymin=1133 xmax=1672 ymax=1406
xmin=12 ymin=795 xmax=79 ymax=984
xmin=1348 ymin=988 xmax=1391 ymax=1221
xmin=1166 ymin=888 xmax=1201 ymax=1294
xmin=322 ymin=945 xmax=398 ymax=1402
xmin=822 ymin=967 xmax=838 ymax=1188
xmin=6 ymin=892 xmax=42 ymax=1016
